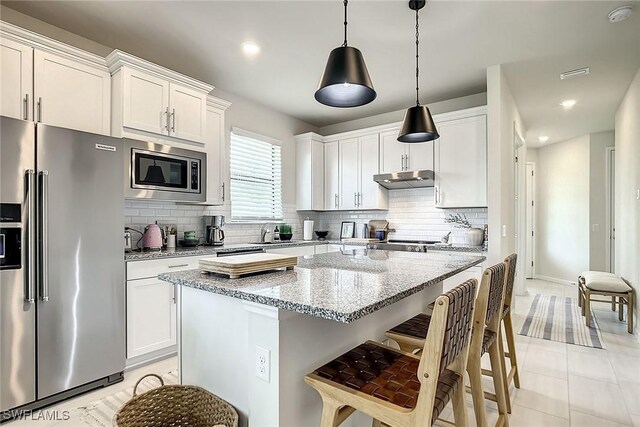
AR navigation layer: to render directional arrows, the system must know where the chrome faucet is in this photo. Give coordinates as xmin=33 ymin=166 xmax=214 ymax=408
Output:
xmin=260 ymin=223 xmax=273 ymax=243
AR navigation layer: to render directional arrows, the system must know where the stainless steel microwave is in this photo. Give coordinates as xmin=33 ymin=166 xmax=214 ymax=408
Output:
xmin=124 ymin=139 xmax=206 ymax=203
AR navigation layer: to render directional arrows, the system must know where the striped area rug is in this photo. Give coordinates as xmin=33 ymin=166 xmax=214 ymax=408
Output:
xmin=77 ymin=370 xmax=179 ymax=426
xmin=519 ymin=294 xmax=606 ymax=349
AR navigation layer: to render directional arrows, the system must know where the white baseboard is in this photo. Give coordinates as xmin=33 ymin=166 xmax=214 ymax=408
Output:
xmin=533 ymin=275 xmax=575 ymax=286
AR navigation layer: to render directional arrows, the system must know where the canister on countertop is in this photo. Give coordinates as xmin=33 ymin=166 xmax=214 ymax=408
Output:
xmin=303 ymin=217 xmax=314 ymax=241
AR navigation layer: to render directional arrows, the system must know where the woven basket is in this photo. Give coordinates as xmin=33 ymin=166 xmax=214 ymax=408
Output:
xmin=115 ymin=374 xmax=239 ymax=427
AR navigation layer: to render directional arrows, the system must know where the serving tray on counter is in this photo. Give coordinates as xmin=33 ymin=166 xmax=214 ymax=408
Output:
xmin=199 ymin=253 xmax=298 ymax=279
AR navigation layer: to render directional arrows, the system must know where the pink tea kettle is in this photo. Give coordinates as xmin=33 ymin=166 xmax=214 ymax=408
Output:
xmin=142 ymin=223 xmax=163 ymax=251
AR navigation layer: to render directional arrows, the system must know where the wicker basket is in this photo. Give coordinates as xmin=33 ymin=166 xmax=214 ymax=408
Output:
xmin=115 ymin=374 xmax=239 ymax=427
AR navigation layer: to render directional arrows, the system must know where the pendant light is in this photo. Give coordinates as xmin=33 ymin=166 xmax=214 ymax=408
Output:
xmin=315 ymin=0 xmax=376 ymax=108
xmin=398 ymin=0 xmax=439 ymax=143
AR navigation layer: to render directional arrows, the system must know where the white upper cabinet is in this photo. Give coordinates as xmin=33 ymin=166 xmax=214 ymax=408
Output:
xmin=168 ymin=83 xmax=207 ymax=143
xmin=295 ymin=133 xmax=324 ymax=211
xmin=379 ymin=128 xmax=433 ymax=173
xmin=358 ymin=134 xmax=385 ymax=209
xmin=324 ymin=141 xmax=339 ymax=211
xmin=434 ymin=111 xmax=487 ymax=208
xmin=338 ymin=137 xmax=359 ymax=210
xmin=337 ymin=134 xmax=387 ymax=210
xmin=379 ymin=129 xmax=405 ymax=173
xmin=108 ymin=50 xmax=212 ymax=145
xmin=34 ymin=50 xmax=111 ymax=135
xmin=406 ymin=141 xmax=434 ymax=171
xmin=0 ymin=38 xmax=33 ymax=120
xmin=202 ymin=96 xmax=231 ymax=205
xmin=1 ymin=23 xmax=111 ymax=135
xmin=122 ymin=67 xmax=170 ymax=135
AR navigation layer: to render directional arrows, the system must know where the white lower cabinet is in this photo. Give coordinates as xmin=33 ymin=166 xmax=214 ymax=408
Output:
xmin=126 ymin=256 xmax=205 ymax=364
xmin=126 ymin=278 xmax=176 ymax=359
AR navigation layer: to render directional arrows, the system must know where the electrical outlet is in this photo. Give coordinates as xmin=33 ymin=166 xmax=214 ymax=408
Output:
xmin=255 ymin=346 xmax=270 ymax=382
xmin=502 ymin=225 xmax=507 ymax=237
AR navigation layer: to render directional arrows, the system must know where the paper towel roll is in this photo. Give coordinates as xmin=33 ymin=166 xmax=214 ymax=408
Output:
xmin=303 ymin=219 xmax=314 ymax=241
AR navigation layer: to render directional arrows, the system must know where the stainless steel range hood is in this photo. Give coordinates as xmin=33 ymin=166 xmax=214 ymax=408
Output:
xmin=373 ymin=170 xmax=435 ymax=189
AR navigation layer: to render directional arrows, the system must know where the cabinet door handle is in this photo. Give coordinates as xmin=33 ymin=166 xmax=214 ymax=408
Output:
xmin=435 ymin=187 xmax=439 ymax=205
xmin=24 ymin=94 xmax=29 ymax=120
xmin=168 ymin=263 xmax=189 ymax=269
xmin=335 ymin=193 xmax=338 ymax=209
xmin=171 ymin=108 xmax=176 ymax=132
xmin=401 ymin=154 xmax=405 ymax=171
xmin=37 ymin=97 xmax=42 ymax=123
xmin=354 ymin=192 xmax=358 ymax=207
xmin=405 ymin=154 xmax=409 ymax=171
xmin=164 ymin=107 xmax=170 ymax=131
xmin=222 ymin=182 xmax=225 ymax=202
xmin=358 ymin=192 xmax=362 ymax=207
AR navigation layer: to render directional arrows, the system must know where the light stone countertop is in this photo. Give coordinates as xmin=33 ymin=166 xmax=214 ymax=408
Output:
xmin=125 ymin=240 xmax=485 ymax=261
xmin=158 ymin=249 xmax=485 ymax=323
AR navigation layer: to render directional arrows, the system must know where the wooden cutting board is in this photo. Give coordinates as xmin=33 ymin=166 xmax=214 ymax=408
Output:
xmin=199 ymin=253 xmax=298 ymax=279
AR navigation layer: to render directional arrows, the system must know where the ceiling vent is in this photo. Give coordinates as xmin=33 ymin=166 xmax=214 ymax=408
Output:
xmin=560 ymin=67 xmax=590 ymax=80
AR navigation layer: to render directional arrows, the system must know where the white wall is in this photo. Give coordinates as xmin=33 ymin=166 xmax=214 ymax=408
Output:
xmin=614 ymin=65 xmax=640 ymax=329
xmin=535 ymin=136 xmax=590 ymax=283
xmin=486 ymin=65 xmax=527 ymax=293
xmin=317 ymin=93 xmax=487 ymax=135
xmin=589 ymin=131 xmax=615 ymax=271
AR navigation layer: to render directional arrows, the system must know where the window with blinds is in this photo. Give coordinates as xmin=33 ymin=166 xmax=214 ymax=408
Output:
xmin=229 ymin=129 xmax=283 ymax=221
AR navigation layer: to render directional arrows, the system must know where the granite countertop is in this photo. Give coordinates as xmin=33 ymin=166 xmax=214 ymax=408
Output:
xmin=159 ymin=250 xmax=485 ymax=323
xmin=125 ymin=240 xmax=485 ymax=261
xmin=124 ymin=239 xmax=341 ymax=261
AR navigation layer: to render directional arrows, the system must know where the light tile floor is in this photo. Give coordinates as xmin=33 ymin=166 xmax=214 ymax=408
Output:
xmin=6 ymin=279 xmax=640 ymax=426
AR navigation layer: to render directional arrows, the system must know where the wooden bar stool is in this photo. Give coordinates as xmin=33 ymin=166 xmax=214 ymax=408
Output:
xmin=578 ymin=271 xmax=634 ymax=334
xmin=493 ymin=253 xmax=520 ymax=414
xmin=305 ymin=280 xmax=477 ymax=427
xmin=385 ymin=263 xmax=510 ymax=427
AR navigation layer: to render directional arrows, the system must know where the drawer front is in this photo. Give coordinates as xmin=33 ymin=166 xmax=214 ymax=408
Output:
xmin=127 ymin=255 xmax=213 ymax=280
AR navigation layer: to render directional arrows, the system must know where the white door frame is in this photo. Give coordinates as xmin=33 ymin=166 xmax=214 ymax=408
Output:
xmin=605 ymin=147 xmax=615 ymax=272
xmin=514 ymin=126 xmax=527 ymax=295
xmin=525 ymin=162 xmax=536 ymax=279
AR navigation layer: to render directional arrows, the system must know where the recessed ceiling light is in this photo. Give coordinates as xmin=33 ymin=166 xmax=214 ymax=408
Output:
xmin=538 ymin=136 xmax=549 ymax=143
xmin=560 ymin=99 xmax=577 ymax=109
xmin=241 ymin=41 xmax=261 ymax=56
xmin=560 ymin=67 xmax=590 ymax=80
xmin=608 ymin=5 xmax=634 ymax=23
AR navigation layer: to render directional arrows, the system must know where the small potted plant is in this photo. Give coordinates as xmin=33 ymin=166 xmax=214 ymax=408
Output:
xmin=279 ymin=224 xmax=293 ymax=241
xmin=445 ymin=213 xmax=484 ymax=246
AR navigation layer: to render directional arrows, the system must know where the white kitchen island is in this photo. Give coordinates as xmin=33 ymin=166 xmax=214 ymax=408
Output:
xmin=159 ymin=249 xmax=485 ymax=427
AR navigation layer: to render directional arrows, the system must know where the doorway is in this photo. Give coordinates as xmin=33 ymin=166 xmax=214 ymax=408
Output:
xmin=606 ymin=147 xmax=615 ymax=272
xmin=525 ymin=162 xmax=535 ymax=278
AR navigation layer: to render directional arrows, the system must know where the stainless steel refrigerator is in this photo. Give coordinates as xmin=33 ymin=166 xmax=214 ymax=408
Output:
xmin=0 ymin=116 xmax=125 ymax=412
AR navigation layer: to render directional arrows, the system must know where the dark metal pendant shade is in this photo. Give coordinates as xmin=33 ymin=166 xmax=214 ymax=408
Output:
xmin=143 ymin=164 xmax=166 ymax=184
xmin=398 ymin=105 xmax=439 ymax=143
xmin=315 ymin=46 xmax=376 ymax=108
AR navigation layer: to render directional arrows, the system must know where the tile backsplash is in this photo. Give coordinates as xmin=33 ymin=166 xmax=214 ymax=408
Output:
xmin=125 ymin=201 xmax=310 ymax=246
xmin=314 ymin=188 xmax=488 ymax=245
xmin=125 ymin=188 xmax=487 ymax=247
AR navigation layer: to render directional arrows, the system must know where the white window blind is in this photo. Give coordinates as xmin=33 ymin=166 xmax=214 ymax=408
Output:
xmin=230 ymin=129 xmax=283 ymax=221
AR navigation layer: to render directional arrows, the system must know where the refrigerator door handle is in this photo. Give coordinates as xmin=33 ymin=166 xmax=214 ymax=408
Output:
xmin=25 ymin=169 xmax=36 ymax=303
xmin=38 ymin=170 xmax=49 ymax=301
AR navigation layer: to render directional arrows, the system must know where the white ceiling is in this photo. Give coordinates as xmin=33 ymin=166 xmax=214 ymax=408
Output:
xmin=4 ymin=1 xmax=640 ymax=144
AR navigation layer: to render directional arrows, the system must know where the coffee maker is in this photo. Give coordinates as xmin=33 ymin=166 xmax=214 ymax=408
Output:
xmin=203 ymin=215 xmax=225 ymax=246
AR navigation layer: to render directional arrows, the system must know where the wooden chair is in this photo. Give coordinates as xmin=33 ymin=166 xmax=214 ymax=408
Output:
xmin=492 ymin=254 xmax=520 ymax=414
xmin=385 ymin=263 xmax=510 ymax=427
xmin=304 ymin=279 xmax=477 ymax=427
xmin=578 ymin=271 xmax=634 ymax=334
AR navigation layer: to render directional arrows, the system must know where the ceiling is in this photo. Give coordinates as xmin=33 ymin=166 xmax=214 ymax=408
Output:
xmin=4 ymin=1 xmax=640 ymax=144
